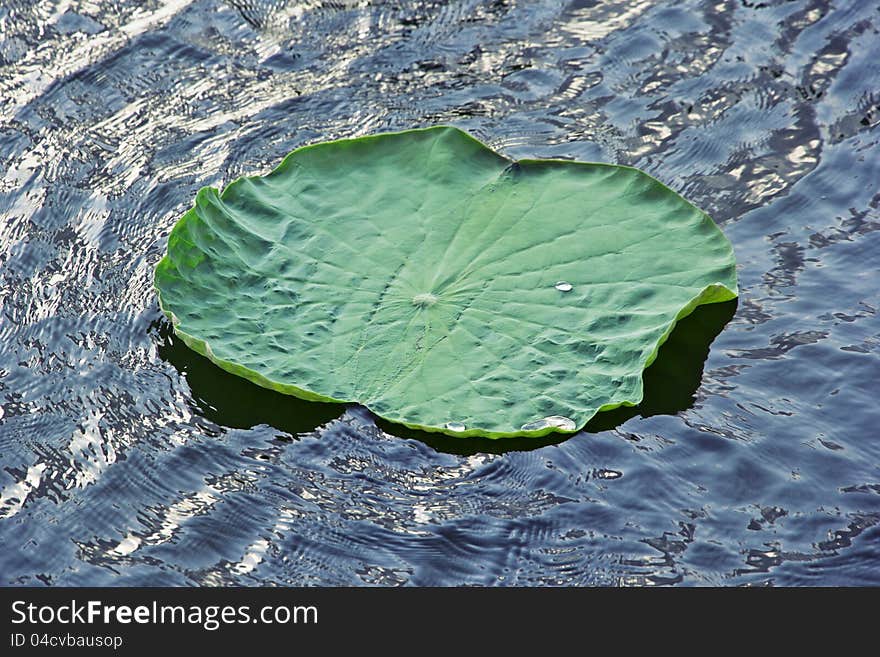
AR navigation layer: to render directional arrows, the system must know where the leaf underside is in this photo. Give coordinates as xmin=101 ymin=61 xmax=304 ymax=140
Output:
xmin=155 ymin=126 xmax=737 ymax=438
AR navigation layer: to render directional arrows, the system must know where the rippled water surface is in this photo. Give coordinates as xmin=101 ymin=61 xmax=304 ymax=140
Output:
xmin=1 ymin=0 xmax=879 ymax=586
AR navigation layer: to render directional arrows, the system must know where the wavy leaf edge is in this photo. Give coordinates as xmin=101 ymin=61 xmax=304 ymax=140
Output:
xmin=155 ymin=126 xmax=738 ymax=439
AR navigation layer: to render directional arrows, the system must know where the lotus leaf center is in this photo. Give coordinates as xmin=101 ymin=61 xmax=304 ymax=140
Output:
xmin=412 ymin=292 xmax=439 ymax=308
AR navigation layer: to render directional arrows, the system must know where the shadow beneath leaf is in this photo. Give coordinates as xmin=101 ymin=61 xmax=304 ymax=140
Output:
xmin=157 ymin=299 xmax=737 ymax=454
xmin=156 ymin=324 xmax=347 ymax=436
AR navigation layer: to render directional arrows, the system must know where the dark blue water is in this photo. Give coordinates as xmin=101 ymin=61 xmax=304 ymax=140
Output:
xmin=1 ymin=0 xmax=878 ymax=586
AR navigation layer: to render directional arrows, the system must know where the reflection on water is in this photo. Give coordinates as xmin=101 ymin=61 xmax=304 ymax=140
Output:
xmin=156 ymin=322 xmax=346 ymax=437
xmin=1 ymin=0 xmax=879 ymax=586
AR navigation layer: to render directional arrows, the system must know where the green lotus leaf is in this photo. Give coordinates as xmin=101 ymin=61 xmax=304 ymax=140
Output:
xmin=155 ymin=126 xmax=737 ymax=439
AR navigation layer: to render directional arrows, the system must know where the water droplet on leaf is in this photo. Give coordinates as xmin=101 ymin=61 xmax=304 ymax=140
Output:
xmin=520 ymin=415 xmax=576 ymax=432
xmin=555 ymin=281 xmax=573 ymax=292
xmin=445 ymin=422 xmax=466 ymax=432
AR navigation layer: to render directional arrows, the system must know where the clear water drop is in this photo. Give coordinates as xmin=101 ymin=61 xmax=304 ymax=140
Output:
xmin=520 ymin=415 xmax=576 ymax=432
xmin=445 ymin=422 xmax=466 ymax=432
xmin=555 ymin=281 xmax=573 ymax=292
xmin=520 ymin=419 xmax=550 ymax=431
xmin=546 ymin=415 xmax=576 ymax=430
